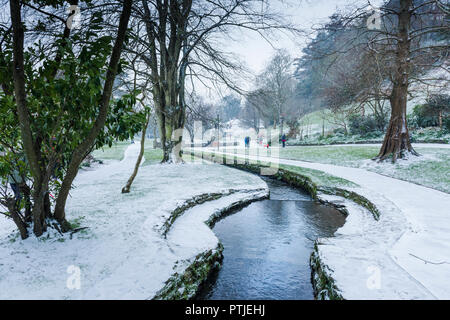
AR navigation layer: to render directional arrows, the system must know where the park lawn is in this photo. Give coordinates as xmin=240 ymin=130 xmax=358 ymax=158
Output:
xmin=254 ymin=159 xmax=357 ymax=188
xmin=192 ymin=149 xmax=358 ymax=189
xmin=364 ymin=147 xmax=450 ymax=194
xmin=280 ymin=145 xmax=379 ymax=165
xmin=143 ymin=147 xmax=164 ymax=165
xmin=280 ymin=145 xmax=450 ymax=193
xmin=92 ymin=141 xmax=131 ymax=161
xmin=279 ymin=164 xmax=358 ymax=189
xmin=92 ymin=139 xmax=164 ymax=165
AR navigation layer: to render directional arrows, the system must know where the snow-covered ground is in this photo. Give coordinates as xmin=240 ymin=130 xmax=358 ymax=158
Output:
xmin=0 ymin=144 xmax=267 ymax=299
xmin=196 ymin=148 xmax=450 ymax=299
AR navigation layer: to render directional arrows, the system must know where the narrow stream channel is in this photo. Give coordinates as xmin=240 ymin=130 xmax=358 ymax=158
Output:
xmin=197 ymin=178 xmax=346 ymax=300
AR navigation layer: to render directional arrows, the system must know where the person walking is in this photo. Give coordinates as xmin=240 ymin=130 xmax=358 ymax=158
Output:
xmin=281 ymin=134 xmax=287 ymax=148
xmin=244 ymin=136 xmax=249 ymax=148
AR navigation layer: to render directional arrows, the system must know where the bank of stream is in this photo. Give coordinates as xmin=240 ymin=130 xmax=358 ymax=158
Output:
xmin=197 ymin=177 xmax=346 ymax=300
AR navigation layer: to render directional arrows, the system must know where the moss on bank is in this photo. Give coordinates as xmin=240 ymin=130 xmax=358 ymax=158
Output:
xmin=154 ymin=186 xmax=268 ymax=300
xmin=310 ymin=242 xmax=344 ymax=300
xmin=153 ymin=244 xmax=224 ymax=300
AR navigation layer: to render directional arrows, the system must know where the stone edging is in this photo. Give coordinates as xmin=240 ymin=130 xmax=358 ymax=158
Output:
xmin=153 ymin=188 xmax=268 ymax=300
xmin=160 ymin=189 xmax=242 ymax=237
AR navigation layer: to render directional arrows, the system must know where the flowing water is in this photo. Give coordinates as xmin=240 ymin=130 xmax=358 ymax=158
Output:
xmin=197 ymin=178 xmax=346 ymax=300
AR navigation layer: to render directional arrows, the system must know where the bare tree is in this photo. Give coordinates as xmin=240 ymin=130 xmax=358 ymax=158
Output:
xmin=129 ymin=0 xmax=299 ymax=163
xmin=184 ymin=94 xmax=215 ymax=143
xmin=257 ymin=49 xmax=296 ymax=134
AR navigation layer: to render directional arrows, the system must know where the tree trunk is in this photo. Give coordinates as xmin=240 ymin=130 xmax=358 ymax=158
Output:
xmin=53 ymin=0 xmax=133 ymax=226
xmin=376 ymin=0 xmax=417 ymax=162
xmin=377 ymin=86 xmax=417 ymax=161
xmin=156 ymin=107 xmax=170 ymax=163
xmin=153 ymin=117 xmax=157 ymax=149
xmin=122 ymin=113 xmax=150 ymax=193
xmin=10 ymin=0 xmax=82 ymax=237
xmin=10 ymin=0 xmax=44 ymax=237
xmin=6 ymin=198 xmax=28 ymax=240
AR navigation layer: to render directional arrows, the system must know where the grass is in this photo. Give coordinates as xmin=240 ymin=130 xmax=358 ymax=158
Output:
xmin=96 ymin=139 xmax=449 ymax=193
xmin=279 ymin=164 xmax=358 ymax=188
xmin=143 ymin=147 xmax=164 ymax=165
xmin=280 ymin=145 xmax=380 ymax=165
xmin=280 ymin=145 xmax=449 ymax=193
xmin=369 ymin=147 xmax=450 ymax=193
xmin=92 ymin=141 xmax=131 ymax=161
xmin=92 ymin=139 xmax=164 ymax=165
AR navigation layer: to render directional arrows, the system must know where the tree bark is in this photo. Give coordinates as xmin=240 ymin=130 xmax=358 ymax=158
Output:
xmin=122 ymin=112 xmax=150 ymax=193
xmin=6 ymin=198 xmax=28 ymax=240
xmin=10 ymin=0 xmax=46 ymax=236
xmin=10 ymin=0 xmax=42 ymax=183
xmin=376 ymin=0 xmax=418 ymax=162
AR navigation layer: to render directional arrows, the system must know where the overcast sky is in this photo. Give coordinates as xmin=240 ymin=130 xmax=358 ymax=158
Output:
xmin=199 ymin=0 xmax=378 ymax=100
xmin=228 ymin=0 xmax=358 ymax=74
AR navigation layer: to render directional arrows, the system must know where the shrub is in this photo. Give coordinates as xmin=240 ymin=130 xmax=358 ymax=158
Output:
xmin=412 ymin=94 xmax=450 ymax=129
xmin=444 ymin=117 xmax=450 ymax=132
xmin=412 ymin=104 xmax=439 ymax=127
xmin=333 ymin=127 xmax=347 ymax=135
xmin=348 ymin=114 xmax=379 ymax=135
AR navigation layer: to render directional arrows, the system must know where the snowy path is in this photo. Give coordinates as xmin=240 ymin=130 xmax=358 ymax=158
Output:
xmin=196 ymin=148 xmax=450 ymax=299
xmin=0 ymin=144 xmax=267 ymax=299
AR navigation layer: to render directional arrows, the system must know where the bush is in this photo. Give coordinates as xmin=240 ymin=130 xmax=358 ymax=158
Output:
xmin=412 ymin=104 xmax=439 ymax=128
xmin=333 ymin=127 xmax=347 ymax=135
xmin=412 ymin=94 xmax=450 ymax=129
xmin=444 ymin=117 xmax=450 ymax=132
xmin=348 ymin=114 xmax=379 ymax=135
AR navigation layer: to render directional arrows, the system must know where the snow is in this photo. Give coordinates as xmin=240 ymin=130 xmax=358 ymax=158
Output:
xmin=0 ymin=144 xmax=267 ymax=299
xmin=198 ymin=148 xmax=450 ymax=299
xmin=167 ymin=189 xmax=267 ymax=269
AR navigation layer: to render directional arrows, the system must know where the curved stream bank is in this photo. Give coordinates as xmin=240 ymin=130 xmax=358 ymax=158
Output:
xmin=197 ymin=178 xmax=346 ymax=300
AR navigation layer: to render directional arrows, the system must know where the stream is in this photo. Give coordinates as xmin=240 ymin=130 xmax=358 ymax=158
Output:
xmin=197 ymin=177 xmax=346 ymax=300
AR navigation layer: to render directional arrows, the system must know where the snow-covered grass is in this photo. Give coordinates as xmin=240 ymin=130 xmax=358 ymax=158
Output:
xmin=92 ymin=139 xmax=164 ymax=166
xmin=0 ymin=144 xmax=267 ymax=299
xmin=92 ymin=141 xmax=131 ymax=162
xmin=280 ymin=145 xmax=450 ymax=193
xmin=359 ymin=147 xmax=450 ymax=193
xmin=143 ymin=147 xmax=163 ymax=165
xmin=289 ymin=128 xmax=450 ymax=146
xmin=281 ymin=145 xmax=379 ymax=164
xmin=278 ymin=163 xmax=358 ymax=189
xmin=190 ymin=148 xmax=358 ymax=189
